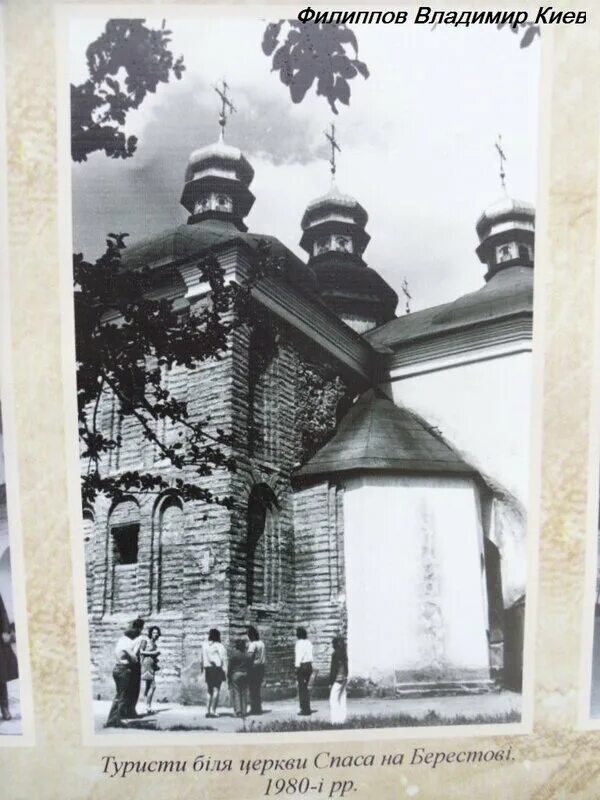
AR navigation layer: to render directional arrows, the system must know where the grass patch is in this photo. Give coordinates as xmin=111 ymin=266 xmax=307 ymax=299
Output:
xmin=236 ymin=709 xmax=521 ymax=733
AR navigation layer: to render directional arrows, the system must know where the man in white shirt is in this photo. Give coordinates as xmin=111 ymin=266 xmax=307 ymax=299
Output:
xmin=105 ymin=627 xmax=138 ymax=727
xmin=124 ymin=617 xmax=145 ymax=718
xmin=294 ymin=626 xmax=314 ymax=716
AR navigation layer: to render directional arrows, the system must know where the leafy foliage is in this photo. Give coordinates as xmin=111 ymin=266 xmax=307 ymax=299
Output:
xmin=262 ymin=21 xmax=369 ymax=114
xmin=497 ymin=21 xmax=540 ymax=48
xmin=75 ymin=236 xmax=270 ymax=507
xmin=73 ymin=17 xmax=360 ymax=508
xmin=71 ymin=19 xmax=185 ymax=162
xmin=295 ymin=363 xmax=352 ymax=461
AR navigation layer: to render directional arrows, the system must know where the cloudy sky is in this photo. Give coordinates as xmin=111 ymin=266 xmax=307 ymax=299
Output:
xmin=70 ymin=14 xmax=540 ymax=311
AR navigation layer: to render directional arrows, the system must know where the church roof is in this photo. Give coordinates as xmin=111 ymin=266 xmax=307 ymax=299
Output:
xmin=476 ymin=196 xmax=535 ymax=240
xmin=185 ymin=139 xmax=255 ymax=185
xmin=120 ymin=218 xmax=318 ymax=294
xmin=313 ymin=259 xmax=399 ymax=308
xmin=301 ymin=183 xmax=368 ymax=230
xmin=365 ymin=265 xmax=532 ymax=351
xmin=296 ymin=389 xmax=474 ymax=478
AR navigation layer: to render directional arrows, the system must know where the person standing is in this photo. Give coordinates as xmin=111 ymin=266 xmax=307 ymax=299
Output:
xmin=329 ymin=636 xmax=348 ymax=725
xmin=124 ymin=617 xmax=145 ymax=718
xmin=295 ymin=627 xmax=314 ymax=716
xmin=105 ymin=627 xmax=138 ymax=728
xmin=228 ymin=639 xmax=252 ymax=718
xmin=246 ymin=626 xmax=266 ymax=715
xmin=0 ymin=593 xmax=17 ymax=722
xmin=140 ymin=625 xmax=161 ymax=714
xmin=201 ymin=628 xmax=228 ymax=718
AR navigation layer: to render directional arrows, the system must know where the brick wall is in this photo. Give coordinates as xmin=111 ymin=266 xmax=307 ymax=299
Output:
xmin=293 ymin=481 xmax=346 ymax=689
xmin=85 ymin=274 xmax=354 ymax=704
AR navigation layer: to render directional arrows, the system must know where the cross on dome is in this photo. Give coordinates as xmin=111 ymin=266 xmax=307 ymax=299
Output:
xmin=214 ymin=79 xmax=236 ymax=139
xmin=180 ymin=80 xmax=255 ymax=230
xmin=495 ymin=134 xmax=508 ymax=194
xmin=324 ymin=123 xmax=341 ymax=178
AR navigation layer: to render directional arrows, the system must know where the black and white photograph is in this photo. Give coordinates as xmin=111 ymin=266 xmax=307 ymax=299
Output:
xmin=0 ymin=406 xmax=20 ymax=736
xmin=0 ymin=10 xmax=22 ymax=738
xmin=67 ymin=11 xmax=540 ymax=734
xmin=590 ymin=505 xmax=600 ymax=718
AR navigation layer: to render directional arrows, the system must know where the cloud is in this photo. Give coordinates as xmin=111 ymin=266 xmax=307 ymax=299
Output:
xmin=71 ymin=17 xmax=539 ymax=311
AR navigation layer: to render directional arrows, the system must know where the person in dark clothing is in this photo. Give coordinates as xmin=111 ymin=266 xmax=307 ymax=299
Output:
xmin=294 ymin=626 xmax=314 ymax=716
xmin=123 ymin=617 xmax=145 ymax=718
xmin=105 ymin=627 xmax=138 ymax=728
xmin=0 ymin=593 xmax=17 ymax=721
xmin=246 ymin=626 xmax=266 ymax=715
xmin=227 ymin=639 xmax=252 ymax=718
xmin=329 ymin=636 xmax=349 ymax=725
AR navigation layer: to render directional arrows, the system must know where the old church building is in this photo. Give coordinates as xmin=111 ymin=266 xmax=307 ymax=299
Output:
xmin=83 ymin=111 xmax=534 ymax=702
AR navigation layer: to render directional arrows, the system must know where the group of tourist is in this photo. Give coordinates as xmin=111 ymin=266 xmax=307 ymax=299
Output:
xmin=0 ymin=591 xmax=18 ymax=723
xmin=105 ymin=617 xmax=162 ymax=728
xmin=105 ymin=621 xmax=349 ymax=728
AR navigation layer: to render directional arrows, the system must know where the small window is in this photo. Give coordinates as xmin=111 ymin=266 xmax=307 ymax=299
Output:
xmin=314 ymin=237 xmax=330 ymax=256
xmin=216 ymin=195 xmax=233 ymax=211
xmin=112 ymin=523 xmax=139 ymax=565
xmin=194 ymin=197 xmax=210 ymax=214
xmin=335 ymin=235 xmax=352 ymax=253
xmin=496 ymin=242 xmax=517 ymax=264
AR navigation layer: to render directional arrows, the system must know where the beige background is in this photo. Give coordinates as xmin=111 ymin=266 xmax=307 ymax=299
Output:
xmin=2 ymin=0 xmax=600 ymax=797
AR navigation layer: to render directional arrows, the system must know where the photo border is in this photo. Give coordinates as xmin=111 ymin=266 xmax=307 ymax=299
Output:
xmin=56 ymin=2 xmax=549 ymax=746
xmin=0 ymin=4 xmax=36 ymax=749
xmin=577 ymin=119 xmax=600 ymax=731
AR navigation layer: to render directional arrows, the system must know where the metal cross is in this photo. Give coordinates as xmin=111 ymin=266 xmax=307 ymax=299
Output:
xmin=324 ymin=123 xmax=341 ymax=177
xmin=214 ymin=80 xmax=236 ymax=138
xmin=401 ymin=278 xmax=412 ymax=315
xmin=495 ymin=134 xmax=508 ymax=193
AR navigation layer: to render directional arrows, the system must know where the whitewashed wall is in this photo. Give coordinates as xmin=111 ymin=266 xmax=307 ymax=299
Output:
xmin=385 ymin=348 xmax=532 ymax=608
xmin=387 ymin=350 xmax=532 ymax=505
xmin=342 ymin=474 xmax=490 ymax=685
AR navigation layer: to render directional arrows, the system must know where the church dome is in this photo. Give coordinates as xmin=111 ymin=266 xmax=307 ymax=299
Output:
xmin=184 ymin=139 xmax=255 ymax=187
xmin=180 ymin=134 xmax=256 ymax=231
xmin=298 ymin=180 xmax=396 ymax=333
xmin=476 ymin=197 xmax=535 ymax=241
xmin=299 ymin=181 xmax=370 ymax=260
xmin=475 ymin=194 xmax=535 ymax=282
xmin=301 ymin=184 xmax=368 ymax=231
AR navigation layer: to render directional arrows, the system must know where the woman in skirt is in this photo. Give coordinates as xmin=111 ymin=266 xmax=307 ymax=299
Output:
xmin=140 ymin=625 xmax=161 ymax=713
xmin=201 ymin=628 xmax=228 ymax=718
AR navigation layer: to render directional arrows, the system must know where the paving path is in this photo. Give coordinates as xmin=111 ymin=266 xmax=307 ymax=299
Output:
xmin=94 ymin=690 xmax=521 ymax=735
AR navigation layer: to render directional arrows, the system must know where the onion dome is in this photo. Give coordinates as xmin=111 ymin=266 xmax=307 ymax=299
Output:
xmin=300 ymin=184 xmax=370 ymax=258
xmin=180 ymin=133 xmax=255 ymax=231
xmin=475 ymin=196 xmax=535 ymax=281
xmin=299 ymin=182 xmax=397 ymax=334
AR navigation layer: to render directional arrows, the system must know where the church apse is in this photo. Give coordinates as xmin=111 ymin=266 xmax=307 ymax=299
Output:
xmin=294 ymin=390 xmax=499 ymax=695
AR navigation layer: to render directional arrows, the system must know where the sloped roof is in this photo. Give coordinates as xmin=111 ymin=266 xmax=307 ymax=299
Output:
xmin=366 ymin=265 xmax=532 ymax=351
xmin=296 ymin=388 xmax=474 ymax=479
xmin=313 ymin=260 xmax=399 ymax=310
xmin=120 ymin=219 xmax=318 ymax=294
